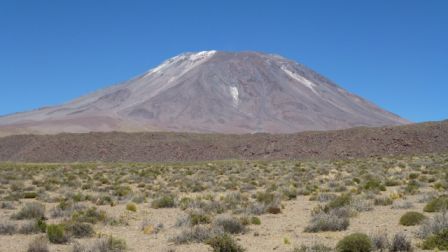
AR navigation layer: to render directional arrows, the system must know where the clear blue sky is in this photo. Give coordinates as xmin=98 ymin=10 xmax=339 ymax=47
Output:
xmin=1 ymin=1 xmax=447 ymax=122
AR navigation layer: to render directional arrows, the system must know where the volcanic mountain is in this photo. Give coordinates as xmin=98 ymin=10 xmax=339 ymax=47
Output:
xmin=0 ymin=51 xmax=409 ymax=135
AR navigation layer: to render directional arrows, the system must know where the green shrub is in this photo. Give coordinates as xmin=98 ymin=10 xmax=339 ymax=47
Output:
xmin=126 ymin=203 xmax=137 ymax=212
xmin=151 ymin=195 xmax=175 ymax=208
xmin=399 ymin=211 xmax=425 ymax=226
xmin=114 ymin=185 xmax=132 ymax=197
xmin=325 ymin=194 xmax=351 ymax=211
xmin=37 ymin=218 xmax=47 ymax=233
xmin=72 ymin=207 xmax=106 ymax=224
xmin=206 ymin=233 xmax=245 ymax=252
xmin=255 ymin=191 xmax=275 ymax=204
xmin=336 ymin=233 xmax=372 ymax=252
xmin=190 ymin=212 xmax=211 ymax=225
xmin=422 ymin=229 xmax=448 ymax=250
xmin=250 ymin=216 xmax=261 ymax=225
xmin=424 ymin=196 xmax=448 ymax=212
xmin=12 ymin=202 xmax=45 ymax=220
xmin=363 ymin=179 xmax=386 ymax=192
xmin=385 ymin=180 xmax=400 ymax=187
xmin=23 ymin=192 xmax=38 ymax=199
xmin=404 ymin=180 xmax=420 ymax=194
xmin=47 ymin=224 xmax=69 ymax=244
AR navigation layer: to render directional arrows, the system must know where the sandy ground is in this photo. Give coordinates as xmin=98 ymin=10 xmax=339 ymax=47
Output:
xmin=0 ymin=194 xmax=435 ymax=252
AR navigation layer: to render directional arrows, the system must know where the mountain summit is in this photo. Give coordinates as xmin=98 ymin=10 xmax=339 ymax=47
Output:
xmin=0 ymin=51 xmax=409 ymax=135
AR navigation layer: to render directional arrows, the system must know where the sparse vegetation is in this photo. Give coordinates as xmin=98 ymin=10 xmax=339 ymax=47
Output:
xmin=0 ymin=153 xmax=447 ymax=251
xmin=206 ymin=233 xmax=245 ymax=252
xmin=11 ymin=202 xmax=45 ymax=220
xmin=424 ymin=195 xmax=448 ymax=212
xmin=422 ymin=229 xmax=448 ymax=250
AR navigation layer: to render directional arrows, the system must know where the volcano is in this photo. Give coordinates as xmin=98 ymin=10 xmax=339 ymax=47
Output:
xmin=0 ymin=51 xmax=409 ymax=135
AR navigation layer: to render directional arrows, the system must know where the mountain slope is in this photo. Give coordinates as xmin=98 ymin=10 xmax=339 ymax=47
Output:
xmin=0 ymin=51 xmax=409 ymax=135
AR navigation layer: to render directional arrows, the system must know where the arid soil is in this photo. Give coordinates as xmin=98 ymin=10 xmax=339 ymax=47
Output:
xmin=0 ymin=120 xmax=447 ymax=163
xmin=0 ymin=154 xmax=447 ymax=251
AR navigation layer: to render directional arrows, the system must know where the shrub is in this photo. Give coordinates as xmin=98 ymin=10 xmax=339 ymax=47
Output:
xmin=212 ymin=215 xmax=245 ymax=234
xmin=370 ymin=232 xmax=389 ymax=251
xmin=114 ymin=185 xmax=132 ymax=197
xmin=391 ymin=200 xmax=413 ymax=209
xmin=65 ymin=222 xmax=94 ymax=238
xmin=351 ymin=198 xmax=374 ymax=212
xmin=250 ymin=216 xmax=261 ymax=225
xmin=47 ymin=224 xmax=69 ymax=244
xmin=247 ymin=191 xmax=282 ymax=215
xmin=363 ymin=179 xmax=386 ymax=192
xmin=206 ymin=233 xmax=245 ymax=252
xmin=418 ymin=211 xmax=448 ymax=238
xmin=23 ymin=192 xmax=38 ymax=199
xmin=305 ymin=210 xmax=349 ymax=232
xmin=294 ymin=244 xmax=332 ymax=252
xmin=424 ymin=196 xmax=448 ymax=212
xmin=37 ymin=218 xmax=47 ymax=233
xmin=72 ymin=207 xmax=106 ymax=224
xmin=171 ymin=225 xmax=214 ymax=244
xmin=399 ymin=211 xmax=425 ymax=226
xmin=0 ymin=221 xmax=17 ymax=235
xmin=27 ymin=236 xmax=49 ymax=252
xmin=422 ymin=229 xmax=448 ymax=250
xmin=404 ymin=180 xmax=419 ymax=194
xmin=126 ymin=202 xmax=137 ymax=212
xmin=336 ymin=233 xmax=372 ymax=252
xmin=19 ymin=221 xmax=41 ymax=234
xmin=151 ymin=195 xmax=175 ymax=208
xmin=325 ymin=194 xmax=351 ymax=211
xmin=266 ymin=205 xmax=281 ymax=214
xmin=12 ymin=202 xmax=45 ymax=220
xmin=73 ymin=236 xmax=127 ymax=252
xmin=374 ymin=197 xmax=393 ymax=206
xmin=189 ymin=210 xmax=211 ymax=226
xmin=101 ymin=236 xmax=127 ymax=251
xmin=390 ymin=233 xmax=412 ymax=252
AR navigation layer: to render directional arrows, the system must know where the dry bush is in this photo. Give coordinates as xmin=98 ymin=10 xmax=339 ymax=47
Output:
xmin=211 ymin=214 xmax=246 ymax=234
xmin=304 ymin=209 xmax=350 ymax=232
xmin=12 ymin=202 xmax=45 ymax=220
xmin=390 ymin=233 xmax=412 ymax=252
xmin=0 ymin=221 xmax=17 ymax=235
xmin=27 ymin=236 xmax=49 ymax=252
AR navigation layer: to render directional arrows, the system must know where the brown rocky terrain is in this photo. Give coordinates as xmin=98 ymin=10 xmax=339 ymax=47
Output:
xmin=0 ymin=120 xmax=446 ymax=163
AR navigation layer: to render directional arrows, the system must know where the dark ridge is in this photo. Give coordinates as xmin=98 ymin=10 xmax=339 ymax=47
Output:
xmin=0 ymin=120 xmax=447 ymax=163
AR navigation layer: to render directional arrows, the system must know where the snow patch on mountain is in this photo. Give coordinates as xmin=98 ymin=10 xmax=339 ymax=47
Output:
xmin=144 ymin=50 xmax=216 ymax=77
xmin=281 ymin=65 xmax=318 ymax=95
xmin=229 ymin=86 xmax=239 ymax=106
